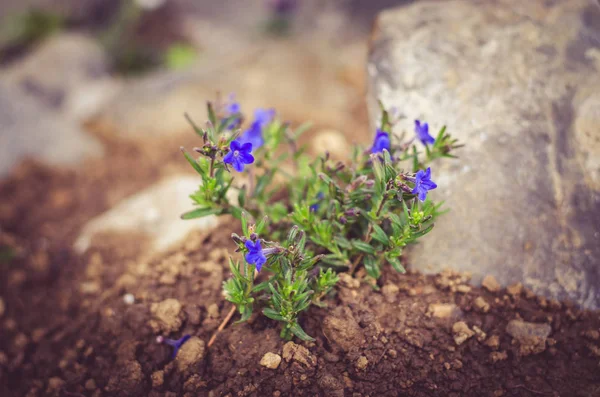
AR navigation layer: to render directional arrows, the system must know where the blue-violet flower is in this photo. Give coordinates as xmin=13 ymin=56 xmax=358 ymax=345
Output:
xmin=224 ymin=95 xmax=242 ymax=130
xmin=415 ymin=120 xmax=435 ymax=146
xmin=245 ymin=240 xmax=267 ymax=272
xmin=156 ymin=334 xmax=191 ymax=359
xmin=238 ymin=108 xmax=275 ymax=149
xmin=371 ymin=129 xmax=390 ymax=154
xmin=223 ymin=140 xmax=254 ymax=172
xmin=411 ymin=167 xmax=437 ymax=201
xmin=309 ymin=192 xmax=325 ymax=212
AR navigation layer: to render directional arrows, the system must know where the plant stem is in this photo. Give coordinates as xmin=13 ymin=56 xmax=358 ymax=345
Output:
xmin=207 ymin=306 xmax=236 ymax=348
xmin=209 ymin=157 xmax=215 ymax=178
xmin=350 ymin=192 xmax=388 ymax=275
xmin=207 ymin=269 xmax=257 ymax=348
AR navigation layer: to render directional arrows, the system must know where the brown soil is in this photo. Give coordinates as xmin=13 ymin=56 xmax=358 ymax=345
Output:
xmin=1 ymin=133 xmax=600 ymax=397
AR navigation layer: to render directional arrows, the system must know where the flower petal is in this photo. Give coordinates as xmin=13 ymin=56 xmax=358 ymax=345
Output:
xmin=232 ymin=157 xmax=244 ymax=172
xmin=223 ymin=150 xmax=234 ymax=165
xmin=240 ymin=142 xmax=253 ymax=153
xmin=230 ymin=139 xmax=242 ymax=151
xmin=239 ymin=151 xmax=254 ymax=165
xmin=418 ymin=189 xmax=428 ymax=202
xmin=245 ymin=240 xmax=256 ymax=251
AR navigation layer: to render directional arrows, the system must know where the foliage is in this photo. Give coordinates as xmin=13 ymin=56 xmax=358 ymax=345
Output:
xmin=180 ymin=96 xmax=462 ymax=340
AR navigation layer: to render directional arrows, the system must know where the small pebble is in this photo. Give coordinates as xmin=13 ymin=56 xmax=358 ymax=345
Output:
xmin=123 ymin=294 xmax=135 ymax=305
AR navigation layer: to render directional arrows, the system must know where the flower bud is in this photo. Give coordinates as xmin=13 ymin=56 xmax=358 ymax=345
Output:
xmin=339 ymin=216 xmax=347 ymax=224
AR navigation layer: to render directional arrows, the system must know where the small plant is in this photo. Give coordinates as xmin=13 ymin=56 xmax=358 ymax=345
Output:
xmin=180 ymin=96 xmax=462 ymax=341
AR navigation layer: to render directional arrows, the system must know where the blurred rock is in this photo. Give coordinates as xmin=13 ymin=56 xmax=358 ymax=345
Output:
xmin=368 ymin=0 xmax=600 ymax=308
xmin=506 ymin=319 xmax=551 ymax=356
xmin=2 ymin=33 xmax=120 ymax=122
xmin=0 ymin=80 xmax=103 ymax=176
xmin=91 ymin=36 xmax=368 ymax=145
xmin=75 ymin=175 xmax=219 ymax=253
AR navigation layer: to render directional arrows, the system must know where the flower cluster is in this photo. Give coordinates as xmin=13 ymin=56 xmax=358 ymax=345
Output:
xmin=180 ymin=96 xmax=462 ymax=340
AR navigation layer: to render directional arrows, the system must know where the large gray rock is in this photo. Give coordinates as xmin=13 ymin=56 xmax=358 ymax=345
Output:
xmin=368 ymin=0 xmax=600 ymax=308
xmin=0 ymin=81 xmax=103 ymax=176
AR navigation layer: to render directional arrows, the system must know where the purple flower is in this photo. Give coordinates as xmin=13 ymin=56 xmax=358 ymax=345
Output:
xmin=269 ymin=0 xmax=298 ymax=14
xmin=223 ymin=95 xmax=242 ymax=130
xmin=253 ymin=108 xmax=275 ymax=126
xmin=309 ymin=192 xmax=325 ymax=212
xmin=245 ymin=240 xmax=267 ymax=271
xmin=415 ymin=120 xmax=435 ymax=146
xmin=239 ymin=121 xmax=265 ymax=149
xmin=156 ymin=334 xmax=191 ymax=359
xmin=371 ymin=129 xmax=390 ymax=154
xmin=224 ymin=140 xmax=254 ymax=172
xmin=411 ymin=167 xmax=437 ymax=201
xmin=238 ymin=108 xmax=275 ymax=150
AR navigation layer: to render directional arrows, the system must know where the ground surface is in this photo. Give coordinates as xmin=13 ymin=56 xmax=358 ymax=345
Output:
xmin=1 ymin=1 xmax=600 ymax=396
xmin=1 ymin=135 xmax=600 ymax=397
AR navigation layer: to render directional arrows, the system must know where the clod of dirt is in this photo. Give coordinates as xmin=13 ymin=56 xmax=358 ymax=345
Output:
xmin=482 ymin=275 xmax=501 ymax=293
xmin=105 ymin=360 xmax=145 ymax=397
xmin=474 ymin=296 xmax=490 ymax=313
xmin=322 ymin=306 xmax=365 ymax=352
xmin=149 ymin=298 xmax=184 ymax=333
xmin=175 ymin=336 xmax=206 ymax=372
xmin=455 ymin=284 xmax=472 ymax=293
xmin=84 ymin=379 xmax=96 ymax=390
xmin=317 ymin=373 xmax=344 ymax=396
xmin=452 ymin=321 xmax=475 ymax=345
xmin=151 ymin=370 xmax=164 ymax=388
xmin=490 ymin=351 xmax=508 ymax=363
xmin=282 ymin=342 xmax=315 ymax=367
xmin=46 ymin=377 xmax=65 ymax=395
xmin=381 ymin=283 xmax=400 ymax=302
xmin=485 ymin=335 xmax=500 ymax=350
xmin=506 ymin=319 xmax=551 ymax=356
xmin=583 ymin=329 xmax=600 ymax=341
xmin=472 ymin=325 xmax=487 ymax=342
xmin=355 ymin=355 xmax=368 ymax=370
xmin=260 ymin=352 xmax=282 ymax=369
xmin=506 ymin=282 xmax=523 ymax=297
xmin=428 ymin=303 xmax=463 ymax=319
xmin=338 ymin=273 xmax=360 ymax=289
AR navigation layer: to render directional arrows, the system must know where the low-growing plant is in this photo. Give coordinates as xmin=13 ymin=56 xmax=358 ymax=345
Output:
xmin=180 ymin=95 xmax=462 ymax=341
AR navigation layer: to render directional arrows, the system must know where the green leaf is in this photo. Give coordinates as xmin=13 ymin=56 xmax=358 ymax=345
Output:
xmin=185 ymin=113 xmax=205 ymax=139
xmin=363 ymin=255 xmax=381 ymax=279
xmin=290 ymin=323 xmax=315 ymax=341
xmin=293 ymin=122 xmax=312 ymax=139
xmin=236 ymin=307 xmax=253 ymax=323
xmin=351 ymin=240 xmax=376 ymax=255
xmin=181 ymin=149 xmax=205 ymax=176
xmin=371 ymin=223 xmax=389 ymax=245
xmin=207 ymin=101 xmax=217 ymax=128
xmin=181 ymin=207 xmax=223 ymax=219
xmin=255 ymin=216 xmax=269 ymax=235
xmin=333 ymin=236 xmax=352 ymax=250
xmin=241 ymin=211 xmax=249 ymax=236
xmin=388 ymin=257 xmax=406 ymax=273
xmin=229 ymin=206 xmax=243 ymax=220
xmin=263 ymin=308 xmax=286 ymax=322
xmin=412 ymin=223 xmax=435 ymax=238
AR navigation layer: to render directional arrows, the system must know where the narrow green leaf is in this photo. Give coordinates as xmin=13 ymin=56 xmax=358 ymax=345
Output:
xmin=371 ymin=223 xmax=390 ymax=245
xmin=352 ymin=240 xmax=376 ymax=255
xmin=185 ymin=113 xmax=205 ymax=139
xmin=207 ymin=101 xmax=217 ymax=128
xmin=263 ymin=308 xmax=286 ymax=322
xmin=180 ymin=148 xmax=205 ymax=176
xmin=290 ymin=323 xmax=315 ymax=341
xmin=412 ymin=223 xmax=435 ymax=238
xmin=181 ymin=207 xmax=223 ymax=219
xmin=388 ymin=257 xmax=406 ymax=273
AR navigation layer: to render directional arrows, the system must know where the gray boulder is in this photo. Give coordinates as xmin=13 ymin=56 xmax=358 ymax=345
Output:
xmin=368 ymin=0 xmax=600 ymax=308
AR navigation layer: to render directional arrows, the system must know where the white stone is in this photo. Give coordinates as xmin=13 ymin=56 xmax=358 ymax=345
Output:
xmin=75 ymin=175 xmax=219 ymax=253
